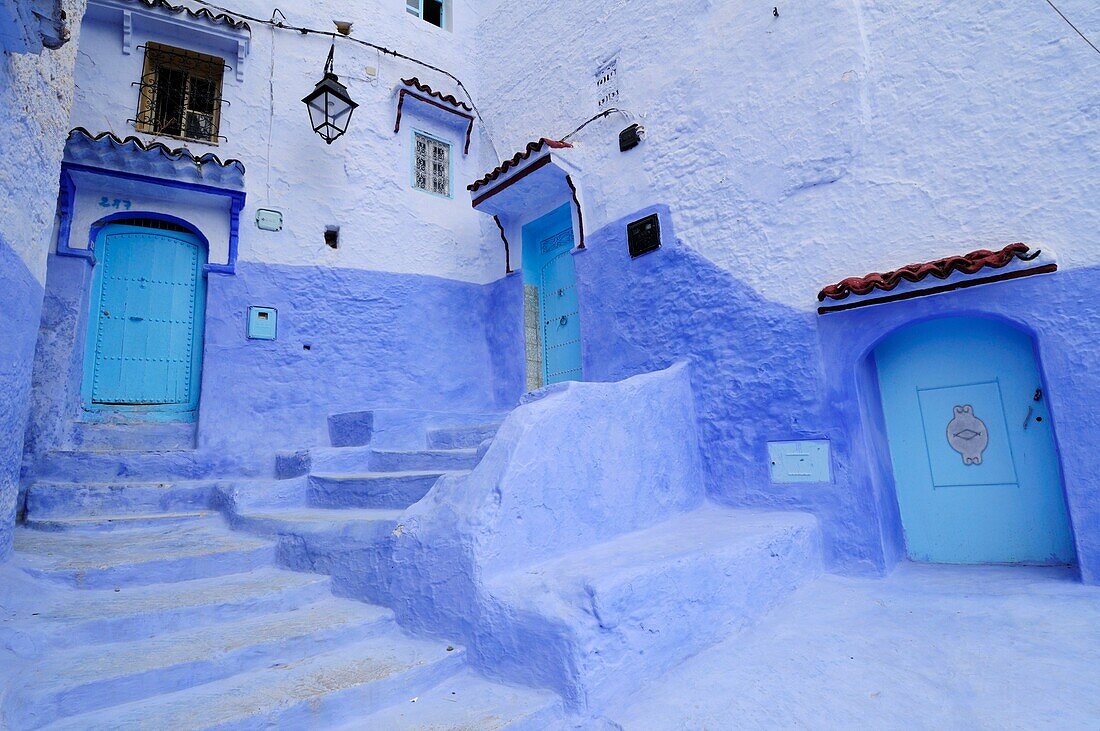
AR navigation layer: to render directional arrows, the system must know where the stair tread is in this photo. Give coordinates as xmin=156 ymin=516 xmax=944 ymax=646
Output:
xmin=336 ymin=669 xmax=561 ymax=730
xmin=491 ymin=505 xmax=819 ymax=593
xmin=26 ymin=597 xmax=392 ymax=689
xmin=45 ymin=631 xmax=465 ymax=731
xmin=13 ymin=567 xmax=328 ymax=625
xmin=240 ymin=507 xmax=405 ymax=523
xmin=27 ymin=511 xmax=214 ymax=526
xmin=14 ymin=519 xmax=271 ymax=571
xmin=310 ymin=470 xmax=462 ymax=480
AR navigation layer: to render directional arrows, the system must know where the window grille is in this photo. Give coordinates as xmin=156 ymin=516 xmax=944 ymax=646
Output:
xmin=414 ymin=133 xmax=451 ymax=197
xmin=133 ymin=42 xmax=227 ymax=144
xmin=110 ymin=218 xmax=192 ymax=233
xmin=407 ymin=0 xmax=446 ymax=28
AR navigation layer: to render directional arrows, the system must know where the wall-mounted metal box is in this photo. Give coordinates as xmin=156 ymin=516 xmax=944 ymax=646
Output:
xmin=256 ymin=209 xmax=283 ymax=232
xmin=627 ymin=213 xmax=661 ymax=258
xmin=767 ymin=440 xmax=831 ymax=484
xmin=247 ymin=306 xmax=278 ymax=340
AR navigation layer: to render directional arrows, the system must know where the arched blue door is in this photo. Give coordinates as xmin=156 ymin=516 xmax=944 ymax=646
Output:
xmin=875 ymin=317 xmax=1075 ymax=564
xmin=522 ymin=203 xmax=582 ymax=386
xmin=82 ymin=223 xmax=207 ymax=418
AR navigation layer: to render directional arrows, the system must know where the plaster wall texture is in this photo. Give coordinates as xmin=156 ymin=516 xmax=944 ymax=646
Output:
xmin=69 ymin=0 xmax=504 ymax=283
xmin=387 ymin=364 xmax=707 ymax=699
xmin=0 ymin=0 xmax=84 ymax=560
xmin=474 ymin=0 xmax=1100 ymax=309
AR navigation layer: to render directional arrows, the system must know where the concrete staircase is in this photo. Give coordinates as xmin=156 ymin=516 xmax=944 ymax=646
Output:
xmin=5 ymin=419 xmax=560 ymax=730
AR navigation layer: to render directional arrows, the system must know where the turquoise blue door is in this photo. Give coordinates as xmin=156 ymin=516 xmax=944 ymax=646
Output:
xmin=875 ymin=318 xmax=1075 ymax=565
xmin=83 ymin=224 xmax=207 ymax=418
xmin=522 ymin=203 xmax=582 ymax=385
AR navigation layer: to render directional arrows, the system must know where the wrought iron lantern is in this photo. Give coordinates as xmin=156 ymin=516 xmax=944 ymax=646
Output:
xmin=302 ymin=44 xmax=358 ymax=144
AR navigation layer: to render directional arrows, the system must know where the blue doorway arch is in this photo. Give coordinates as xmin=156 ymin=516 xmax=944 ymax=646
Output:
xmin=81 ymin=221 xmax=208 ymax=421
xmin=874 ymin=317 xmax=1075 ymax=565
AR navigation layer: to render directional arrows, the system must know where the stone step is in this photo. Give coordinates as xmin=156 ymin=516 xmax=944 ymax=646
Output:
xmin=68 ymin=421 xmax=196 ymax=452
xmin=484 ymin=505 xmax=823 ymax=709
xmin=214 ymin=477 xmax=309 ymax=512
xmin=32 ymin=449 xmax=264 ymax=484
xmin=230 ymin=507 xmax=402 ymax=575
xmin=11 ymin=566 xmax=332 ymax=646
xmin=368 ymin=448 xmax=481 ymax=472
xmin=333 ymin=669 xmax=565 ymax=730
xmin=10 ymin=597 xmax=394 ymax=729
xmin=14 ymin=519 xmax=275 ymax=588
xmin=25 ymin=480 xmax=218 ymax=519
xmin=308 ymin=471 xmax=459 ymax=509
xmin=426 ymin=423 xmax=501 ymax=450
xmin=44 ymin=631 xmax=468 ymax=730
xmin=24 ymin=511 xmax=215 ymax=532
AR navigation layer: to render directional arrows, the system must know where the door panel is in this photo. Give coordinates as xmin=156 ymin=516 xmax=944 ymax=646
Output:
xmin=875 ymin=318 xmax=1075 ymax=565
xmin=540 ymin=251 xmax=582 ymax=384
xmin=522 ymin=203 xmax=583 ymax=386
xmin=86 ymin=225 xmax=206 ymax=413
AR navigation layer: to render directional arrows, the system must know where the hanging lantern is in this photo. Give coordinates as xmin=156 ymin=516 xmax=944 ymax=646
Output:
xmin=302 ymin=44 xmax=358 ymax=144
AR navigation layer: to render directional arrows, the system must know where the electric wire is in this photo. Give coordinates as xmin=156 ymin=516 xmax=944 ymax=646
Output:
xmin=561 ymin=108 xmax=633 ymax=142
xmin=191 ymin=2 xmax=635 ymax=161
xmin=191 ymin=2 xmax=486 ymax=121
xmin=1042 ymin=0 xmax=1100 ymax=56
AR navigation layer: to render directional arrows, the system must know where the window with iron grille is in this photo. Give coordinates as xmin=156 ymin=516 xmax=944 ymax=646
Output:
xmin=413 ymin=132 xmax=451 ymax=197
xmin=134 ymin=42 xmax=226 ymax=144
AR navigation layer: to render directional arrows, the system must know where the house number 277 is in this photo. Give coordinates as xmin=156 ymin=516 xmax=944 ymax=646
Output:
xmin=99 ymin=197 xmax=132 ymax=210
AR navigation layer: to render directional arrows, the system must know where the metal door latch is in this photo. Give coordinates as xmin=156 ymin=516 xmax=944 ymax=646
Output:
xmin=559 ymin=315 xmax=568 ymax=326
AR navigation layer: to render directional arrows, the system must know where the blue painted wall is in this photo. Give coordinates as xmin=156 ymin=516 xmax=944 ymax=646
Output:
xmin=574 ymin=205 xmax=1100 ymax=583
xmin=25 ymin=259 xmax=525 ymax=467
xmin=0 ymin=235 xmax=45 ymax=560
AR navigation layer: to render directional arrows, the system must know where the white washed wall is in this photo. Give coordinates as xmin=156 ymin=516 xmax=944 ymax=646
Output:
xmin=474 ymin=0 xmax=1100 ymax=308
xmin=69 ymin=0 xmax=505 ymax=283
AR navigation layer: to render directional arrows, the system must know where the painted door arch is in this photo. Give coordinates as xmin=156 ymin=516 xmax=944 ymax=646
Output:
xmin=522 ymin=203 xmax=582 ymax=387
xmin=82 ymin=222 xmax=207 ymax=420
xmin=874 ymin=317 xmax=1075 ymax=564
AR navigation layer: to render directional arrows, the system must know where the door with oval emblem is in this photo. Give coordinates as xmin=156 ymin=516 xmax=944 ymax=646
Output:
xmin=874 ymin=317 xmax=1075 ymax=564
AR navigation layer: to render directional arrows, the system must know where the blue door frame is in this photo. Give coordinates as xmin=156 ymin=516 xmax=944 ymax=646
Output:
xmin=522 ymin=203 xmax=582 ymax=385
xmin=875 ymin=317 xmax=1075 ymax=565
xmin=81 ymin=223 xmax=207 ymax=421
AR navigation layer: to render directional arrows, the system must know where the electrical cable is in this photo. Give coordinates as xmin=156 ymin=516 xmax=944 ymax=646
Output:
xmin=190 ymin=2 xmax=488 ymax=122
xmin=1042 ymin=0 xmax=1100 ymax=56
xmin=560 ymin=107 xmax=633 ymax=142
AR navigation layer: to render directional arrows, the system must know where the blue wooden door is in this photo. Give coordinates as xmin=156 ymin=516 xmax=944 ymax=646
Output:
xmin=522 ymin=203 xmax=582 ymax=385
xmin=84 ymin=224 xmax=206 ymax=416
xmin=875 ymin=318 xmax=1075 ymax=564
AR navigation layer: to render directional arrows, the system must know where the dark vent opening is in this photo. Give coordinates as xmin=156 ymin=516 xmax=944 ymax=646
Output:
xmin=112 ymin=218 xmax=192 ymax=233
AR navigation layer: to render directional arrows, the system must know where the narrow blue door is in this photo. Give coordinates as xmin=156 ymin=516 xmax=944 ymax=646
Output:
xmin=84 ymin=224 xmax=206 ymax=417
xmin=875 ymin=317 xmax=1075 ymax=564
xmin=522 ymin=203 xmax=582 ymax=385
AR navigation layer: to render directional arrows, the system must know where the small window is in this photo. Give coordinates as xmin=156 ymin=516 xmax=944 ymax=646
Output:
xmin=135 ymin=42 xmax=225 ymax=144
xmin=407 ymin=0 xmax=447 ymax=29
xmin=413 ymin=132 xmax=451 ymax=197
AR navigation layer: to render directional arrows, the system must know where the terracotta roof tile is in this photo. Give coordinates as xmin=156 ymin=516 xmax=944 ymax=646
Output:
xmin=400 ymin=77 xmax=473 ymax=111
xmin=467 ymin=138 xmax=572 ymax=193
xmin=818 ymin=243 xmax=1040 ymax=302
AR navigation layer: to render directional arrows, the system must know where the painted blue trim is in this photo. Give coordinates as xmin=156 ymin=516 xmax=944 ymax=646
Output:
xmin=410 ymin=128 xmax=455 ymax=199
xmin=59 ymin=162 xmax=245 ymax=274
xmin=55 ymin=171 xmax=95 ymax=263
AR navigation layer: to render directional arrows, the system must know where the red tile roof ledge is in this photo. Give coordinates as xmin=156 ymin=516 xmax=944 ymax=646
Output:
xmin=818 ymin=243 xmax=1043 ymax=302
xmin=400 ymin=78 xmax=473 ymax=111
xmin=468 ymin=138 xmax=573 ymax=193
